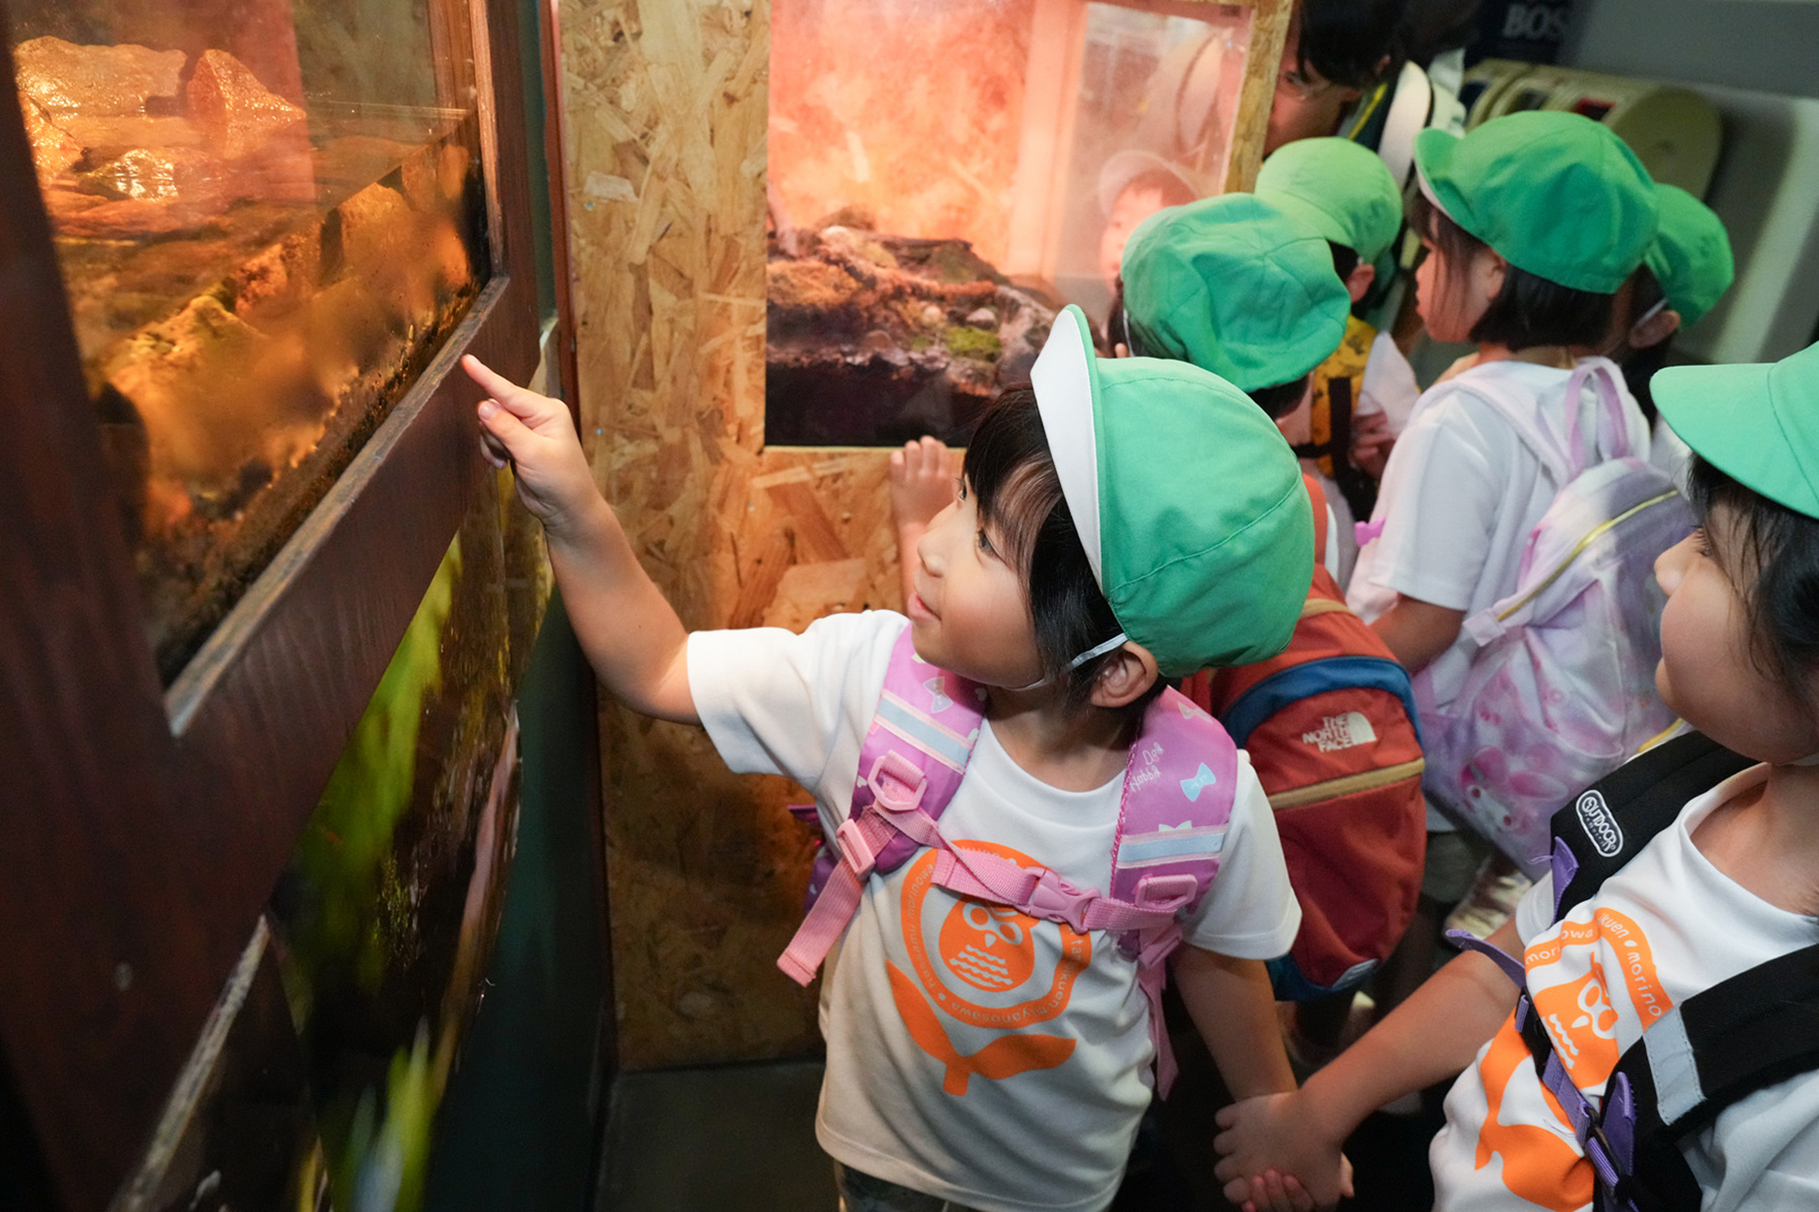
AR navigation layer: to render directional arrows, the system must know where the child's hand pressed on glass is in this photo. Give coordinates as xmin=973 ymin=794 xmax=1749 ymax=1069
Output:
xmin=889 ymin=436 xmax=959 ymax=605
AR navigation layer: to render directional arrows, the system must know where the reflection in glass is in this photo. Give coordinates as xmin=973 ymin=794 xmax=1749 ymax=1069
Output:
xmin=6 ymin=0 xmax=490 ymax=682
xmin=766 ymin=0 xmax=1249 ymax=447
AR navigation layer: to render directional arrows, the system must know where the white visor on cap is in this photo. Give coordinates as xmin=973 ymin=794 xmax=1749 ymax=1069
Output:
xmin=1414 ymin=157 xmax=1457 ymax=227
xmin=1031 ymin=309 xmax=1105 ymax=586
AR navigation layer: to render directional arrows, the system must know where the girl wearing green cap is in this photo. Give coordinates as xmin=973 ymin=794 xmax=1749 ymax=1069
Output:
xmin=1213 ymin=339 xmax=1819 ymax=1212
xmin=457 ymin=304 xmax=1317 ymax=1212
xmin=1344 ymin=113 xmax=1661 ymax=959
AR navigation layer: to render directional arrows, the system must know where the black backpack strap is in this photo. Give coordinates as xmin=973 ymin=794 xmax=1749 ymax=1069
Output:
xmin=1594 ymin=941 xmax=1819 ymax=1212
xmin=1549 ymin=732 xmax=1754 ymax=920
xmin=1326 ymin=376 xmax=1380 ymax=523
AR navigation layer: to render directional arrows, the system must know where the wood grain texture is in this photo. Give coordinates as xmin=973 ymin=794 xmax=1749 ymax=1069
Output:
xmin=0 ymin=47 xmax=218 ymax=1210
xmin=565 ymin=0 xmax=911 ymax=1068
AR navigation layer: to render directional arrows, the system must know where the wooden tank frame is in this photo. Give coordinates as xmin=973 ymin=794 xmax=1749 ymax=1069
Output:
xmin=566 ymin=0 xmax=1293 ymax=1071
xmin=0 ymin=0 xmax=558 ymax=1204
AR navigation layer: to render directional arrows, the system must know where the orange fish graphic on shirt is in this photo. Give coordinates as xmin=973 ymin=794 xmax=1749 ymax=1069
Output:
xmin=887 ymin=841 xmax=1087 ymax=1095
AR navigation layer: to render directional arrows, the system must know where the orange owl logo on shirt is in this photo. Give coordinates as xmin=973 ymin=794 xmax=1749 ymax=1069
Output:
xmin=886 ymin=841 xmax=1088 ymax=1095
xmin=1472 ymin=907 xmax=1673 ymax=1210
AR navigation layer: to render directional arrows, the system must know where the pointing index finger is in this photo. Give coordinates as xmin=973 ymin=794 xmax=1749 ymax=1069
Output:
xmin=462 ymin=354 xmax=533 ymax=408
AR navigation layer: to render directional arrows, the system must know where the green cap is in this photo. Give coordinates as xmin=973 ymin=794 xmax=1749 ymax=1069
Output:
xmin=1645 ymin=184 xmax=1734 ymax=328
xmin=1413 ymin=111 xmax=1658 ymax=295
xmin=1031 ymin=305 xmax=1313 ymax=675
xmin=1255 ymin=136 xmax=1404 ymax=264
xmin=1654 ymin=340 xmax=1819 ymax=521
xmin=1120 ymin=193 xmax=1351 ymax=392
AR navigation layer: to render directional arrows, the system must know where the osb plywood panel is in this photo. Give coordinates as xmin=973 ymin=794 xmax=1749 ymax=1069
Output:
xmin=563 ymin=0 xmax=1289 ymax=1072
xmin=566 ymin=0 xmax=905 ymax=1070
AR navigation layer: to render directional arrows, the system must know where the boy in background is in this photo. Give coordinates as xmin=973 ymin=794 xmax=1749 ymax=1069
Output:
xmin=1255 ymin=135 xmax=1421 ymax=585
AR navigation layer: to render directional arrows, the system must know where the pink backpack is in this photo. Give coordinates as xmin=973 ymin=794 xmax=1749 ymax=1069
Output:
xmin=780 ymin=625 xmax=1239 ymax=1094
xmin=1416 ymin=360 xmax=1691 ymax=875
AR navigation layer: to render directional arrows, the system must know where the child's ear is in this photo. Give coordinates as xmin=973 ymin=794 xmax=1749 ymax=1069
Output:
xmin=1630 ymin=306 xmax=1682 ymax=351
xmin=1477 ymin=248 xmax=1509 ymax=299
xmin=1345 ymin=261 xmax=1376 ymax=304
xmin=1091 ymin=642 xmax=1160 ymax=709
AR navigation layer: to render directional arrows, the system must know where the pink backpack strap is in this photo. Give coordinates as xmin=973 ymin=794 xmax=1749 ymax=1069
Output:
xmin=1561 ymin=358 xmax=1633 ymax=479
xmin=1108 ymin=687 xmax=1239 ymax=1094
xmin=778 ymin=640 xmax=1240 ymax=1099
xmin=778 ymin=624 xmax=984 ymax=985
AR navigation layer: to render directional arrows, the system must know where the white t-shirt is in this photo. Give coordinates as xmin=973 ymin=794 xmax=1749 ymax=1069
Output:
xmin=1353 ymin=330 xmax=1421 ymax=437
xmin=1346 ymin=358 xmax=1651 ymax=718
xmin=688 ymin=610 xmax=1299 ymax=1212
xmin=1430 ymin=764 xmax=1819 ymax=1211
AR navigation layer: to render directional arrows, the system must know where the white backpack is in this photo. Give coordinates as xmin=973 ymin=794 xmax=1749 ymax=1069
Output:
xmin=1417 ymin=360 xmax=1693 ymax=875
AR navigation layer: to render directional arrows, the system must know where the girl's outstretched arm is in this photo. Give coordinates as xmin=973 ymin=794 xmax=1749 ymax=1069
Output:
xmin=1212 ymin=916 xmax=1524 ymax=1209
xmin=464 ymin=356 xmax=696 ymax=724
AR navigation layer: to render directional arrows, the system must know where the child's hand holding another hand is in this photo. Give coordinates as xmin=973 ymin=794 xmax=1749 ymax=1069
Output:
xmin=1214 ymin=1091 xmax=1353 ymax=1212
xmin=1350 ymin=410 xmax=1393 ymax=480
xmin=463 ymin=355 xmax=601 ymax=539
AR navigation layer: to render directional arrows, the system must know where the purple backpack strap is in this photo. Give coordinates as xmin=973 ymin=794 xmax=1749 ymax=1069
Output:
xmin=778 ymin=624 xmax=984 ymax=985
xmin=1109 ymin=687 xmax=1239 ymax=1095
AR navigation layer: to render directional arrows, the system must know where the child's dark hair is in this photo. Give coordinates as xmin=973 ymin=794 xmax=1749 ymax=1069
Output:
xmin=1328 ymin=242 xmax=1360 ymax=283
xmin=1250 ymin=374 xmax=1311 ymax=420
xmin=1410 ymin=191 xmax=1614 ymax=349
xmin=1689 ymin=455 xmax=1819 ymax=715
xmin=1104 ymin=279 xmax=1141 ymax=356
xmin=1297 ymin=0 xmax=1404 ymax=91
xmin=964 ymin=387 xmax=1164 ymax=715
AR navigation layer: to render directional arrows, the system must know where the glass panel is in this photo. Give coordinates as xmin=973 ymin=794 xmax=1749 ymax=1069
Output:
xmin=6 ymin=0 xmax=491 ymax=683
xmin=767 ymin=0 xmax=1250 ymax=447
xmin=269 ymin=480 xmax=523 ymax=1212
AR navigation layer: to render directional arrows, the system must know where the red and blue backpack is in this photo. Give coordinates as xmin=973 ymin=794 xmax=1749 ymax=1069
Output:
xmin=781 ymin=624 xmax=1244 ymax=1094
xmin=1182 ymin=479 xmax=1427 ymax=1000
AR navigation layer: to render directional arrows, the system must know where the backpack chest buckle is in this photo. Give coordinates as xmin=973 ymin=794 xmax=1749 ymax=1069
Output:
xmin=1024 ymin=868 xmax=1093 ymax=934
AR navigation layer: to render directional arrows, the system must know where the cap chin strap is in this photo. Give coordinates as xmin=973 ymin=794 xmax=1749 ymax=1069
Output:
xmin=1070 ymin=631 xmax=1131 ymax=669
xmin=1003 ymin=631 xmax=1131 ymax=693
